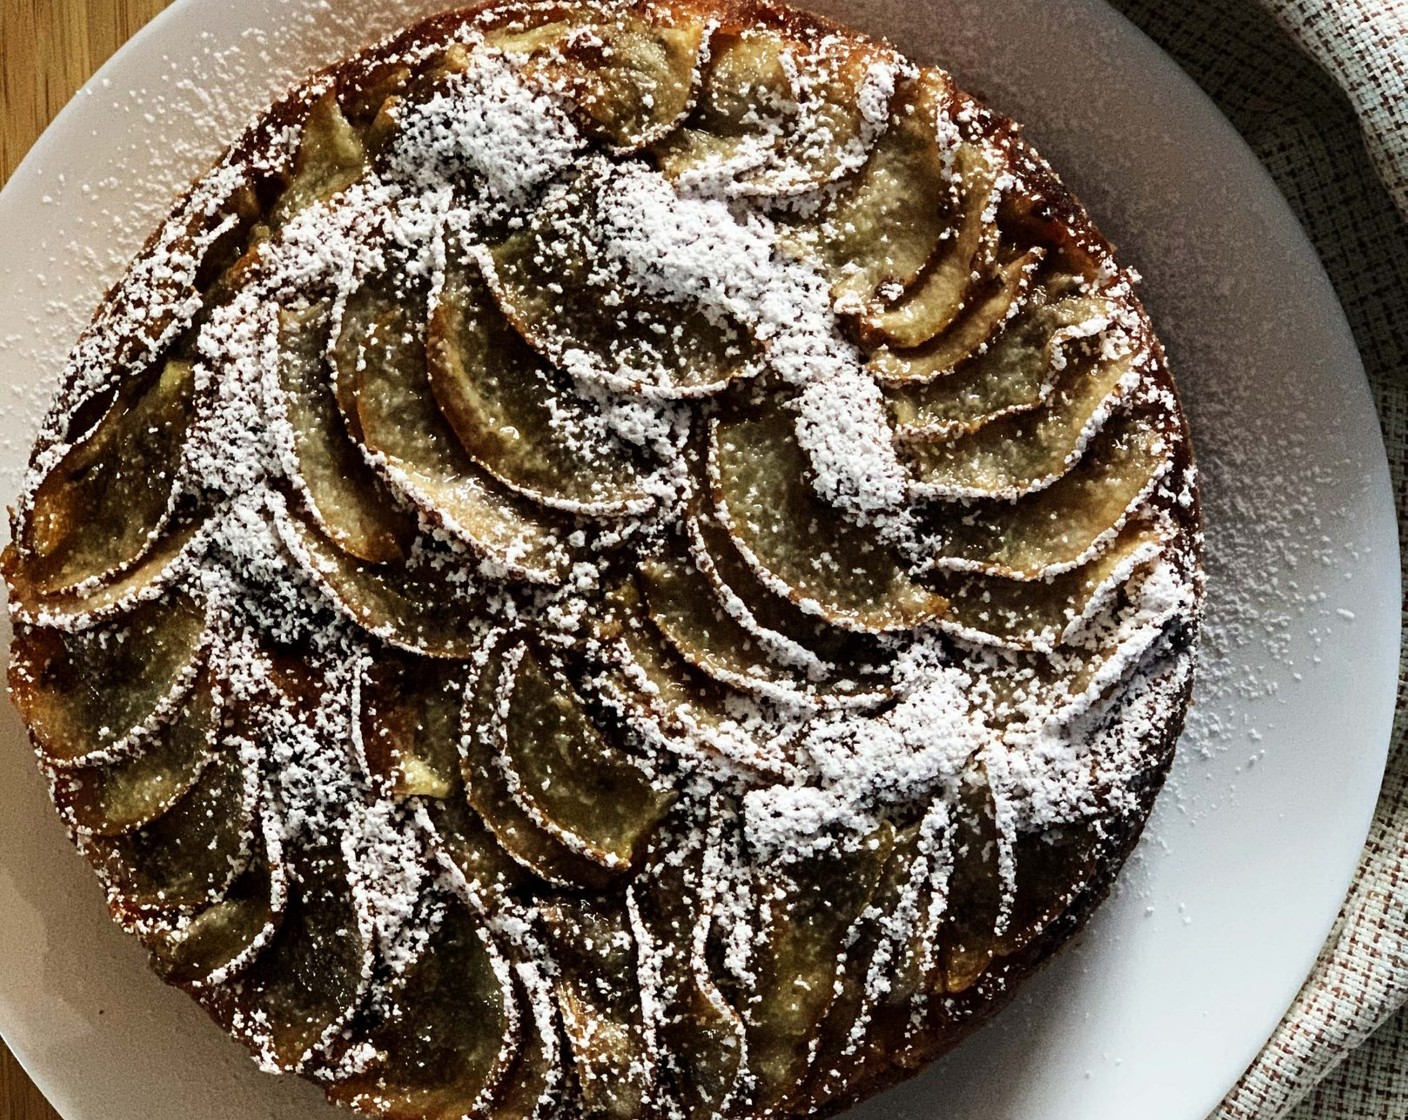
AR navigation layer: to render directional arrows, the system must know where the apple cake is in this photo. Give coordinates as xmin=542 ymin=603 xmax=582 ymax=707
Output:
xmin=4 ymin=0 xmax=1202 ymax=1116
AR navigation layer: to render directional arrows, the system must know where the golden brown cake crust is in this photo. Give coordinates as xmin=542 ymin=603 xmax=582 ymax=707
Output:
xmin=5 ymin=3 xmax=1202 ymax=1117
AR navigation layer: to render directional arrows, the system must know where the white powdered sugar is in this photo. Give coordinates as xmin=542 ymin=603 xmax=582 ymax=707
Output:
xmin=387 ymin=45 xmax=586 ymax=204
xmin=594 ymin=160 xmax=911 ymax=525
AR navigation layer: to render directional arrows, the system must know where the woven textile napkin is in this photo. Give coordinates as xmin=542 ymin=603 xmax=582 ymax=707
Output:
xmin=1107 ymin=2 xmax=1408 ymax=1117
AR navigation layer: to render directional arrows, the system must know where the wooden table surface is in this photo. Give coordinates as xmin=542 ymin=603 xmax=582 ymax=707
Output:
xmin=1 ymin=5 xmax=174 ymax=1115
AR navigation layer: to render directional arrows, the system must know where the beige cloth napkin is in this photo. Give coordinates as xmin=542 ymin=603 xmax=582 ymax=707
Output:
xmin=1107 ymin=2 xmax=1408 ymax=1117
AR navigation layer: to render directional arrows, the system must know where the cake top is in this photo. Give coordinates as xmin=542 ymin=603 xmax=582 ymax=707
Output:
xmin=5 ymin=2 xmax=1201 ymax=1116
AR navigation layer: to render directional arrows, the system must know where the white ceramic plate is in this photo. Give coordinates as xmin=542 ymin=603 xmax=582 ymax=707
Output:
xmin=0 ymin=1 xmax=1399 ymax=1118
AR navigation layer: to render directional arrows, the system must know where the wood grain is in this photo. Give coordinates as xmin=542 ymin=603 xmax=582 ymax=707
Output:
xmin=1 ymin=5 xmax=174 ymax=1114
xmin=1 ymin=0 xmax=172 ymax=181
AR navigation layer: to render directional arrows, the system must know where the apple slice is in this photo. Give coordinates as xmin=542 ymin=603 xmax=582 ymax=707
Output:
xmin=462 ymin=637 xmax=616 ymax=889
xmin=921 ymin=407 xmax=1171 ymax=578
xmin=359 ymin=653 xmax=464 ymax=799
xmin=639 ymin=546 xmax=884 ymax=708
xmin=328 ymin=902 xmax=514 ymax=1118
xmin=632 ymin=830 xmax=746 ymax=1120
xmin=870 ymin=247 xmax=1045 ymax=382
xmin=149 ymin=854 xmax=281 ymax=986
xmin=330 ymin=283 xmax=382 ymax=444
xmin=11 ymin=592 xmax=207 ymax=766
xmin=688 ymin=513 xmax=887 ymax=669
xmin=883 ymin=288 xmax=1117 ymax=435
xmin=795 ymin=73 xmax=955 ymax=307
xmin=4 ymin=522 xmax=200 ymax=626
xmin=741 ymin=823 xmax=894 ymax=1112
xmin=594 ymin=581 xmax=799 ymax=778
xmin=743 ymin=40 xmax=896 ymax=196
xmin=501 ymin=646 xmax=675 ymax=871
xmin=419 ymin=783 xmax=527 ymax=904
xmin=53 ymin=675 xmax=217 ymax=836
xmin=905 ymin=349 xmax=1136 ymax=497
xmin=280 ymin=510 xmax=484 ymax=658
xmin=653 ymin=29 xmax=795 ymax=180
xmin=994 ymin=823 xmax=1097 ymax=959
xmin=276 ymin=301 xmax=412 ymax=563
xmin=481 ymin=18 xmax=573 ymax=53
xmin=933 ymin=521 xmax=1164 ymax=649
xmin=22 ymin=357 xmax=194 ymax=596
xmin=543 ymin=899 xmax=655 ymax=1119
xmin=226 ymin=846 xmax=371 ymax=1070
xmin=91 ymin=739 xmax=253 ymax=910
xmin=473 ymin=964 xmax=562 ymax=1120
xmin=426 ymin=264 xmax=652 ymax=515
xmin=791 ymin=820 xmax=931 ymax=1112
xmin=506 ymin=11 xmax=707 ymax=151
xmin=272 ymin=90 xmax=365 ymax=224
xmin=938 ymin=779 xmax=1003 ymax=994
xmin=485 ymin=170 xmax=760 ymax=398
xmin=351 ymin=305 xmax=570 ymax=583
xmin=710 ymin=404 xmax=946 ymax=633
xmin=859 ymin=142 xmax=999 ymax=348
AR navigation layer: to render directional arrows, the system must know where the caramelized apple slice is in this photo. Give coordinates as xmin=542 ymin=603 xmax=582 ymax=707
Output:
xmin=796 ymin=73 xmax=954 ymax=307
xmin=463 ymin=638 xmax=615 ymax=889
xmin=871 ymin=247 xmax=1045 ymax=382
xmin=92 ymin=739 xmax=253 ymax=910
xmin=710 ymin=405 xmax=946 ymax=633
xmin=793 ymin=821 xmax=930 ymax=1111
xmin=339 ymin=60 xmax=413 ymax=128
xmin=276 ymin=301 xmax=412 ymax=563
xmin=609 ymin=606 xmax=744 ymax=733
xmin=744 ymin=40 xmax=895 ymax=195
xmin=543 ymin=899 xmax=655 ymax=1119
xmin=939 ymin=779 xmax=1003 ymax=993
xmin=595 ymin=582 xmax=799 ymax=777
xmin=883 ymin=289 xmax=1118 ymax=435
xmin=502 ymin=646 xmax=674 ymax=871
xmin=995 ymin=823 xmax=1097 ymax=958
xmin=486 ymin=170 xmax=759 ymax=398
xmin=921 ymin=408 xmax=1171 ymax=578
xmin=22 ymin=357 xmax=194 ymax=595
xmin=280 ymin=510 xmax=483 ymax=657
xmin=330 ymin=283 xmax=382 ymax=443
xmin=906 ymin=349 xmax=1136 ymax=497
xmin=934 ymin=521 xmax=1164 ymax=649
xmin=419 ymin=782 xmax=527 ymax=904
xmin=640 ymin=547 xmax=882 ymax=708
xmin=632 ymin=831 xmax=746 ymax=1119
xmin=351 ymin=306 xmax=569 ymax=582
xmin=229 ymin=847 xmax=371 ymax=1069
xmin=515 ymin=11 xmax=708 ymax=150
xmin=742 ymin=823 xmax=894 ymax=1111
xmin=149 ymin=855 xmax=281 ymax=986
xmin=688 ymin=513 xmax=886 ymax=668
xmin=654 ymin=29 xmax=794 ymax=180
xmin=272 ymin=90 xmax=365 ymax=223
xmin=860 ymin=142 xmax=998 ymax=347
xmin=640 ymin=548 xmax=815 ymax=700
xmin=53 ymin=676 xmax=217 ymax=835
xmin=328 ymin=902 xmax=514 ymax=1118
xmin=4 ymin=522 xmax=200 ymax=626
xmin=359 ymin=653 xmax=464 ymax=799
xmin=476 ymin=965 xmax=562 ymax=1120
xmin=11 ymin=591 xmax=207 ymax=765
xmin=426 ymin=265 xmax=652 ymax=514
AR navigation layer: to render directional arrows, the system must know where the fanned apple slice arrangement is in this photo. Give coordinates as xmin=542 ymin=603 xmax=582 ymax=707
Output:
xmin=4 ymin=2 xmax=1201 ymax=1118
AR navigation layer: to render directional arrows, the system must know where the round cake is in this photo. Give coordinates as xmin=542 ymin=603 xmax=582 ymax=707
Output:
xmin=4 ymin=1 xmax=1202 ymax=1116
